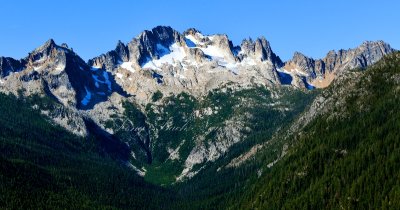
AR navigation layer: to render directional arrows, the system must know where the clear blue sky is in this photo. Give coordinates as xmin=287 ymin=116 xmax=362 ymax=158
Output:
xmin=0 ymin=0 xmax=398 ymax=61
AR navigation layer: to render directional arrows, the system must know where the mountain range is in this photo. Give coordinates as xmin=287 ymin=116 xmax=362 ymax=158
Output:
xmin=0 ymin=25 xmax=399 ymax=209
xmin=1 ymin=26 xmax=393 ymax=106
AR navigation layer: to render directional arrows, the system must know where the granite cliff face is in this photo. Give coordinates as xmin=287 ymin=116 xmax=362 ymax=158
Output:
xmin=238 ymin=37 xmax=283 ymax=65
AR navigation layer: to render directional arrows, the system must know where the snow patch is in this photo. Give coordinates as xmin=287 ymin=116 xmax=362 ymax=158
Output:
xmin=185 ymin=35 xmax=203 ymax=45
xmin=91 ymin=71 xmax=112 ymax=91
xmin=91 ymin=66 xmax=101 ymax=71
xmin=302 ymin=77 xmax=315 ymax=90
xmin=201 ymin=45 xmax=226 ymax=61
xmin=120 ymin=62 xmax=135 ymax=73
xmin=156 ymin=44 xmax=170 ymax=56
xmin=81 ymin=86 xmax=92 ymax=106
xmin=277 ymin=68 xmax=293 ymax=85
xmin=143 ymin=43 xmax=187 ymax=70
xmin=116 ymin=73 xmax=123 ymax=79
xmin=198 ymin=44 xmax=239 ymax=72
xmin=207 ymin=35 xmax=216 ymax=41
xmin=185 ymin=38 xmax=196 ymax=48
xmin=102 ymin=71 xmax=112 ymax=91
xmin=92 ymin=75 xmax=100 ymax=88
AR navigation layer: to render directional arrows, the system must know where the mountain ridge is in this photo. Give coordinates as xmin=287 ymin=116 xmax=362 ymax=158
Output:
xmin=0 ymin=26 xmax=396 ymax=182
xmin=1 ymin=26 xmax=394 ymax=93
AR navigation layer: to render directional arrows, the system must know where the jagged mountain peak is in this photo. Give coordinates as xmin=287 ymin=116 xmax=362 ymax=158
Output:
xmin=255 ymin=36 xmax=268 ymax=43
xmin=287 ymin=40 xmax=392 ymax=64
xmin=41 ymin=38 xmax=56 ymax=49
xmin=0 ymin=57 xmax=24 ymax=78
xmin=361 ymin=40 xmax=389 ymax=47
xmin=88 ymin=39 xmax=131 ymax=70
xmin=292 ymin=51 xmax=308 ymax=58
xmin=32 ymin=39 xmax=57 ymax=55
xmin=183 ymin=28 xmax=202 ymax=36
xmin=240 ymin=36 xmax=269 ymax=47
xmin=137 ymin=25 xmax=182 ymax=46
xmin=323 ymin=40 xmax=392 ymax=59
xmin=0 ymin=37 xmax=127 ymax=114
xmin=238 ymin=35 xmax=282 ymax=66
xmin=354 ymin=40 xmax=393 ymax=62
xmin=116 ymin=40 xmax=125 ymax=48
xmin=280 ymin=40 xmax=395 ymax=89
xmin=27 ymin=39 xmax=75 ymax=64
xmin=61 ymin=43 xmax=70 ymax=49
xmin=84 ymin=26 xmax=283 ymax=103
xmin=32 ymin=39 xmax=72 ymax=55
xmin=90 ymin=25 xmax=284 ymax=75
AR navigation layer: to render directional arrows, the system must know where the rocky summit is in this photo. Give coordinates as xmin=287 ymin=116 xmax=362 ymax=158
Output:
xmin=0 ymin=25 xmax=396 ymax=182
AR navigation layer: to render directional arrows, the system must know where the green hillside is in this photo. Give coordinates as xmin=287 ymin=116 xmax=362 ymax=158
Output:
xmin=234 ymin=52 xmax=400 ymax=209
xmin=0 ymin=94 xmax=174 ymax=209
